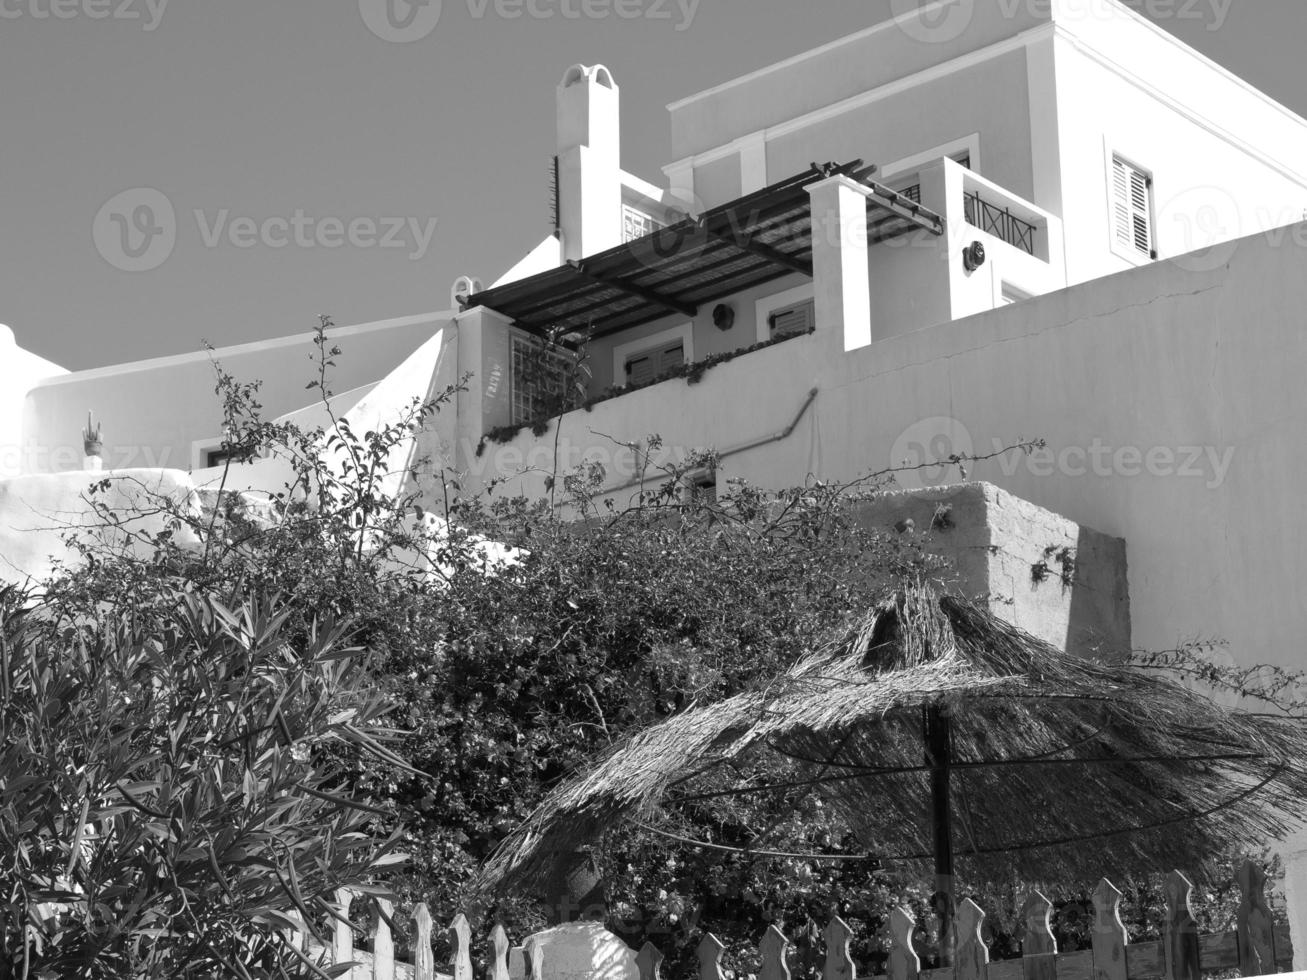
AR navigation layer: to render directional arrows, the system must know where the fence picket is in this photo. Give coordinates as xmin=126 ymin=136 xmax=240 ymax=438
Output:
xmin=1164 ymin=871 xmax=1201 ymax=980
xmin=887 ymin=906 xmax=920 ymax=980
xmin=1091 ymin=878 xmax=1128 ymax=980
xmin=490 ymin=924 xmax=512 ymax=980
xmin=1236 ymin=859 xmax=1276 ymax=977
xmin=307 ymin=865 xmax=1295 ymax=980
xmin=955 ymin=898 xmax=989 ymax=980
xmin=1021 ymin=891 xmax=1057 ymax=980
xmin=450 ymin=913 xmax=474 ymax=980
xmin=637 ymin=941 xmax=665 ymax=980
xmin=698 ymin=932 xmax=727 ymax=980
xmin=823 ymin=916 xmax=855 ymax=980
xmin=334 ymin=888 xmax=357 ymax=969
xmin=760 ymin=924 xmax=791 ymax=980
xmin=373 ymin=898 xmax=395 ymax=980
xmin=412 ymin=904 xmax=435 ymax=980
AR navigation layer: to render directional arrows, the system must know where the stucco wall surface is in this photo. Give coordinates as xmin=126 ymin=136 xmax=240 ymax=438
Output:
xmin=1 ymin=326 xmax=67 ymax=479
xmin=0 ymin=468 xmax=201 ymax=588
xmin=469 ymin=221 xmax=1307 ymax=670
xmin=22 ymin=313 xmax=450 ymax=476
xmin=849 ymin=483 xmax=1130 ymax=658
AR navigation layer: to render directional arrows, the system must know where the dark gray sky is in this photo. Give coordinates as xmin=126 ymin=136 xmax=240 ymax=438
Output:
xmin=2 ymin=0 xmax=1304 ymax=369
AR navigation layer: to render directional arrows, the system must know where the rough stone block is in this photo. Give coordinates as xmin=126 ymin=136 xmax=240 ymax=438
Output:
xmin=850 ymin=483 xmax=1130 ymax=658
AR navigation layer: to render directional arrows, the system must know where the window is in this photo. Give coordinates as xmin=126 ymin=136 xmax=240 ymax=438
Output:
xmin=623 ymin=205 xmax=664 ymax=243
xmin=1112 ymin=155 xmax=1156 ymax=259
xmin=624 ymin=341 xmax=684 ymax=386
xmin=769 ymin=298 xmax=815 ymax=339
xmin=205 ymin=448 xmax=236 ymax=469
xmin=192 ymin=437 xmax=241 ymax=471
xmin=511 ymin=335 xmax=573 ymax=425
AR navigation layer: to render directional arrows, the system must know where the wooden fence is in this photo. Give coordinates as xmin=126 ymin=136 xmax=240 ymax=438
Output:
xmin=304 ymin=862 xmax=1293 ymax=980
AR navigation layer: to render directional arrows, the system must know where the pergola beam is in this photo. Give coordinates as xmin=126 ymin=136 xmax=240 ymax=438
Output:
xmin=566 ymin=260 xmax=698 ymax=319
xmin=698 ymin=219 xmax=814 ymax=278
xmin=843 ymin=175 xmax=945 ymax=236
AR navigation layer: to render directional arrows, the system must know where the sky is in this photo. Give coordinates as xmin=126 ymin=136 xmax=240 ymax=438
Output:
xmin=2 ymin=0 xmax=1306 ymax=370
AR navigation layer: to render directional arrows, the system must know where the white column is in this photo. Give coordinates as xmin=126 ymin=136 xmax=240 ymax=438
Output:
xmin=739 ymin=132 xmax=768 ymax=195
xmin=807 ymin=175 xmax=872 ymax=352
xmin=664 ymin=158 xmax=697 ymax=215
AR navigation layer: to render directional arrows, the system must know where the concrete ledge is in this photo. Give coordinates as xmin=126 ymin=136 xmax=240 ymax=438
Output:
xmin=851 ymin=482 xmax=1131 ymax=658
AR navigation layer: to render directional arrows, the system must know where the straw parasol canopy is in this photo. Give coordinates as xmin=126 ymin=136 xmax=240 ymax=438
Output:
xmin=478 ymin=584 xmax=1307 ymax=905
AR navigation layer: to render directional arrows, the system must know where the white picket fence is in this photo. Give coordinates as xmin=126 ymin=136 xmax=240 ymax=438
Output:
xmin=300 ymin=863 xmax=1291 ymax=980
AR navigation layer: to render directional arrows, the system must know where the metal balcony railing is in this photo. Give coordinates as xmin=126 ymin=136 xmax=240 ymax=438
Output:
xmin=964 ymin=190 xmax=1038 ymax=256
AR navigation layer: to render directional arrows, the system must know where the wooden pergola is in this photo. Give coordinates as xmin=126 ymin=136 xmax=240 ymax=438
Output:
xmin=465 ymin=161 xmax=944 ymax=340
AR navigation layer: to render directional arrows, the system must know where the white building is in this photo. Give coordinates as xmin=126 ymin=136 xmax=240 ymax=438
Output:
xmin=6 ymin=0 xmax=1307 ymax=860
xmin=8 ymin=0 xmax=1307 ymax=953
xmin=8 ymin=0 xmax=1307 ymax=655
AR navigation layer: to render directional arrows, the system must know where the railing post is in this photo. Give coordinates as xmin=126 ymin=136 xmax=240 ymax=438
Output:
xmin=412 ymin=904 xmax=435 ymax=980
xmin=887 ymin=907 xmax=920 ymax=980
xmin=1237 ymin=859 xmax=1277 ymax=976
xmin=823 ymin=916 xmax=855 ymax=980
xmin=698 ymin=933 xmax=726 ymax=980
xmin=450 ymin=913 xmax=474 ymax=980
xmin=490 ymin=924 xmax=512 ymax=980
xmin=759 ymin=924 xmax=791 ymax=980
xmin=1020 ymin=891 xmax=1057 ymax=980
xmin=1164 ymin=871 xmax=1201 ymax=980
xmin=334 ymin=888 xmax=357 ymax=969
xmin=636 ymin=941 xmax=665 ymax=980
xmin=954 ymin=899 xmax=988 ymax=980
xmin=373 ymin=898 xmax=395 ymax=980
xmin=1091 ymin=879 xmax=1128 ymax=980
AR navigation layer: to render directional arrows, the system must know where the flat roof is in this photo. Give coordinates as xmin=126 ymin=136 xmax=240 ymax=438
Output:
xmin=467 ymin=162 xmax=942 ymax=340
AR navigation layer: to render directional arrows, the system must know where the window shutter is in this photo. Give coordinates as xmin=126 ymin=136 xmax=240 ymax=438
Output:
xmin=1113 ymin=156 xmax=1154 ymax=258
xmin=625 ymin=353 xmax=655 ymax=386
xmin=769 ymin=298 xmax=815 ymax=338
xmin=659 ymin=343 xmax=685 ymax=374
xmin=624 ymin=341 xmax=685 ymax=387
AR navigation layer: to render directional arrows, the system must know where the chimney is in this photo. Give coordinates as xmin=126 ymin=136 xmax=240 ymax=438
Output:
xmin=556 ymin=64 xmax=622 ymax=262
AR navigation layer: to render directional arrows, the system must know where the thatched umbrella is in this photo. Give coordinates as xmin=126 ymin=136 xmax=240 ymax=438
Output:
xmin=478 ymin=584 xmax=1307 ymax=956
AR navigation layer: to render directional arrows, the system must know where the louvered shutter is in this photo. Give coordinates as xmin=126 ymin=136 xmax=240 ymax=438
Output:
xmin=1113 ymin=156 xmax=1155 ymax=258
xmin=625 ymin=342 xmax=685 ymax=386
xmin=659 ymin=343 xmax=685 ymax=373
xmin=770 ymin=299 xmax=816 ymax=338
xmin=625 ymin=354 xmax=655 ymax=386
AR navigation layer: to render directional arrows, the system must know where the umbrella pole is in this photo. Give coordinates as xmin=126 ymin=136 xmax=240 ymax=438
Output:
xmin=925 ymin=706 xmax=955 ymax=966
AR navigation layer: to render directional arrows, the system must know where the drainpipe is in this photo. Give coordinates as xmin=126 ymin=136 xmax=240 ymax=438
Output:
xmin=593 ymin=387 xmax=819 ymax=499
